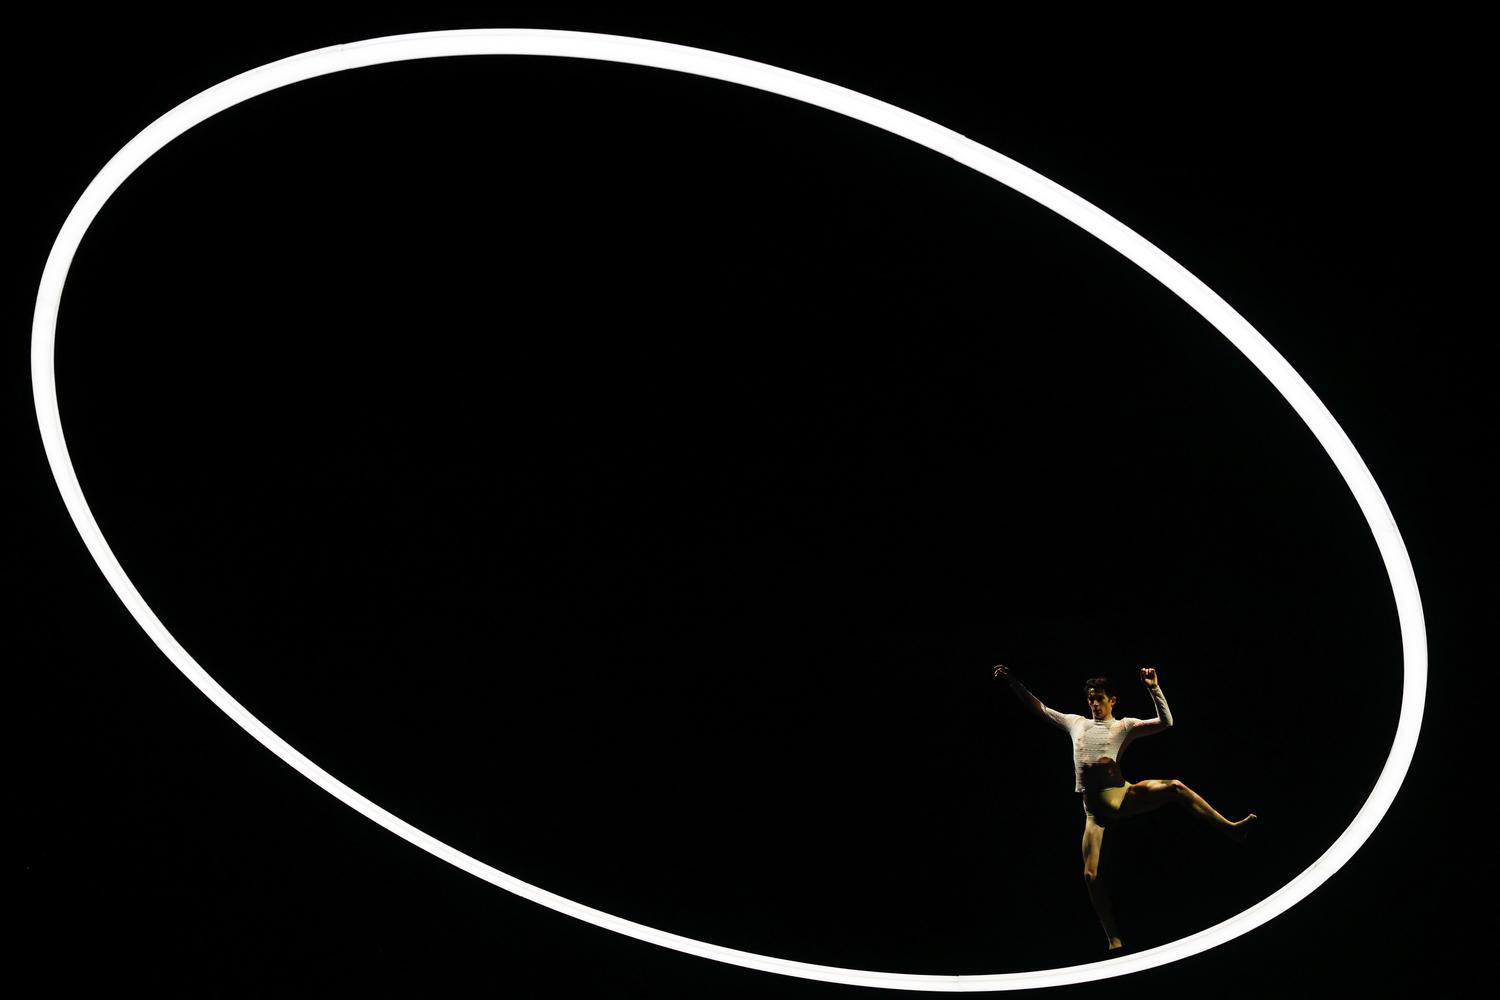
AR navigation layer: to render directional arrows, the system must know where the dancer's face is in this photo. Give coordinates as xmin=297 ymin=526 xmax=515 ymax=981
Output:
xmin=1086 ymin=688 xmax=1117 ymax=721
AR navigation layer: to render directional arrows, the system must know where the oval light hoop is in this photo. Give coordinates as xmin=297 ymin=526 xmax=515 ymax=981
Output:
xmin=32 ymin=28 xmax=1425 ymax=992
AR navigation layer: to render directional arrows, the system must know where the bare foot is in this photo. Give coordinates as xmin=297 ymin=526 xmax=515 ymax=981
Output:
xmin=1228 ymin=814 xmax=1259 ymax=843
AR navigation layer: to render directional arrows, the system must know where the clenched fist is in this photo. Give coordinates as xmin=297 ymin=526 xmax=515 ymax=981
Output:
xmin=1140 ymin=667 xmax=1159 ymax=688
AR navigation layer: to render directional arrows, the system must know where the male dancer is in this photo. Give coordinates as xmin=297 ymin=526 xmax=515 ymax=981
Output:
xmin=994 ymin=664 xmax=1257 ymax=951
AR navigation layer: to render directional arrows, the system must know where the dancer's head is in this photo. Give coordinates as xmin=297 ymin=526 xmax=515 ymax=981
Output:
xmin=1084 ymin=677 xmax=1117 ymax=721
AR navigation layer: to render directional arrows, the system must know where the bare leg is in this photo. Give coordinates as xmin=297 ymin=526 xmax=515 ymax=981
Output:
xmin=1081 ymin=815 xmax=1123 ymax=950
xmin=1119 ymin=779 xmax=1258 ymax=841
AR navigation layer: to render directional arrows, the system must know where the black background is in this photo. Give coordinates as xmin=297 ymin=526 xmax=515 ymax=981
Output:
xmin=13 ymin=6 xmax=1489 ymax=997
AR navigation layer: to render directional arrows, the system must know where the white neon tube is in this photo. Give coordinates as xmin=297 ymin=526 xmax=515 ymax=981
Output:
xmin=31 ymin=28 xmax=1426 ymax=991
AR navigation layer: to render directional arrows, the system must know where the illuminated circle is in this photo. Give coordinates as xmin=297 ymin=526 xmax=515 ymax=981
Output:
xmin=31 ymin=29 xmax=1426 ymax=991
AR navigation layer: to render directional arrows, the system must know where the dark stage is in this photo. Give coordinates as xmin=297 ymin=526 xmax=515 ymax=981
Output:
xmin=14 ymin=8 xmax=1487 ymax=997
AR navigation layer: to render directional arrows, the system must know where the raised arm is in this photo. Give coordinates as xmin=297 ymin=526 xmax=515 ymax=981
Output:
xmin=1131 ymin=666 xmax=1174 ymax=736
xmin=993 ymin=664 xmax=1070 ymax=730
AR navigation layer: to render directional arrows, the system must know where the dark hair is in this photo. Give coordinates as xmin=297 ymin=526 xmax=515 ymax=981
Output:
xmin=1084 ymin=677 xmax=1114 ymax=698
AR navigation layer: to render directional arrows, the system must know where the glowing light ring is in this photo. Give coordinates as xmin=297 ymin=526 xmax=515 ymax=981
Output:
xmin=31 ymin=28 xmax=1425 ymax=991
